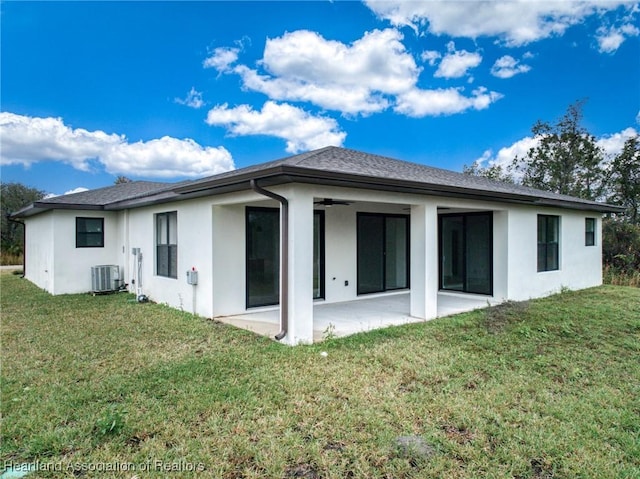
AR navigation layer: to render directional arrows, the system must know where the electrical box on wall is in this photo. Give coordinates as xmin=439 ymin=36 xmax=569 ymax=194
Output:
xmin=186 ymin=269 xmax=198 ymax=285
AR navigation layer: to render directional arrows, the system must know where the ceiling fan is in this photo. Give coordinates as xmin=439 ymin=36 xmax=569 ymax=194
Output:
xmin=314 ymin=198 xmax=352 ymax=207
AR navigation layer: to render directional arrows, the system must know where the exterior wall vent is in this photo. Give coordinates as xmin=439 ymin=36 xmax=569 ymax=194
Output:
xmin=91 ymin=265 xmax=120 ymax=293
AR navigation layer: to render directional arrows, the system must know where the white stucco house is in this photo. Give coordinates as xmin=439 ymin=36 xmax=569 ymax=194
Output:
xmin=12 ymin=146 xmax=620 ymax=345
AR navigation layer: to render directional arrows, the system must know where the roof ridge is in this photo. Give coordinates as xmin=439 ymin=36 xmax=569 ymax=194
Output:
xmin=289 ymin=146 xmax=337 ymax=166
xmin=56 ymin=180 xmax=166 ymax=196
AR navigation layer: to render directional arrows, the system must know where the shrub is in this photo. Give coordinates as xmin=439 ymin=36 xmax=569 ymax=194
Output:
xmin=602 ymin=219 xmax=640 ymax=287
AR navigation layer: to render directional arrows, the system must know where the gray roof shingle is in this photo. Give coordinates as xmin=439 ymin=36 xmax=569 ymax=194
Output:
xmin=40 ymin=181 xmax=172 ymax=206
xmin=12 ymin=181 xmax=175 ymax=217
xmin=179 ymin=146 xmax=617 ymax=211
xmin=13 ymin=146 xmax=621 ymax=216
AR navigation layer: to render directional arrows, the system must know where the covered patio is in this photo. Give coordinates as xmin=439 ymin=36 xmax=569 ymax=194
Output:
xmin=214 ymin=292 xmax=494 ymax=342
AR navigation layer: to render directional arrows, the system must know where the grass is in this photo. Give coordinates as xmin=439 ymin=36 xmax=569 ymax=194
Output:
xmin=2 ymin=273 xmax=639 ymax=478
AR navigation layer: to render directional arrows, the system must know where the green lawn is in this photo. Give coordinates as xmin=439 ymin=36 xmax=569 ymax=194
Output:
xmin=2 ymin=273 xmax=639 ymax=478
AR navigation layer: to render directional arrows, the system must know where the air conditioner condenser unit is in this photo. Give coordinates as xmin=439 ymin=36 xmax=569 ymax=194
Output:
xmin=91 ymin=265 xmax=120 ymax=293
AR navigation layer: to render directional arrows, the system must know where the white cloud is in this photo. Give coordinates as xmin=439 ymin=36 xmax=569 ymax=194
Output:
xmin=174 ymin=87 xmax=205 ymax=109
xmin=476 ymin=136 xmax=539 ymax=176
xmin=0 ymin=112 xmax=234 ymax=178
xmin=104 ymin=136 xmax=234 ymax=178
xmin=0 ymin=112 xmax=121 ymax=171
xmin=420 ymin=50 xmax=441 ymax=66
xmin=235 ymin=65 xmax=389 ymax=116
xmin=394 ymin=86 xmax=502 ymax=117
xmin=65 ymin=187 xmax=90 ymax=195
xmin=203 ymin=46 xmax=240 ymax=72
xmin=219 ymin=29 xmax=420 ymax=116
xmin=44 ymin=187 xmax=90 ymax=199
xmin=434 ymin=42 xmax=482 ymax=78
xmin=596 ymin=127 xmax=638 ymax=157
xmin=596 ymin=23 xmax=639 ymax=53
xmin=260 ymin=29 xmax=417 ymax=94
xmin=212 ymin=28 xmax=501 ymax=119
xmin=206 ymin=101 xmax=346 ymax=153
xmin=364 ymin=0 xmax=635 ymax=47
xmin=491 ymin=55 xmax=532 ymax=79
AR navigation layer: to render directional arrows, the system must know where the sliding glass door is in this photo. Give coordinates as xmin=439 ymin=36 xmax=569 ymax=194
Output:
xmin=246 ymin=208 xmax=280 ymax=307
xmin=357 ymin=213 xmax=409 ymax=294
xmin=246 ymin=207 xmax=324 ymax=308
xmin=439 ymin=212 xmax=492 ymax=295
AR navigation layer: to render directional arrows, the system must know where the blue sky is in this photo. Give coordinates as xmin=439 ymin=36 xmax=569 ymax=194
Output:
xmin=1 ymin=1 xmax=639 ymax=196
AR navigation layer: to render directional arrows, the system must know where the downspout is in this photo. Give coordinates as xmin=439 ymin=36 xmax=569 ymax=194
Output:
xmin=6 ymin=216 xmax=26 ymax=278
xmin=250 ymin=179 xmax=288 ymax=341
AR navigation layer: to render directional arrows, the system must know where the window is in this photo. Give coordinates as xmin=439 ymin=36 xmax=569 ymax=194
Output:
xmin=76 ymin=217 xmax=104 ymax=248
xmin=156 ymin=212 xmax=177 ymax=278
xmin=585 ymin=218 xmax=596 ymax=246
xmin=537 ymin=215 xmax=559 ymax=272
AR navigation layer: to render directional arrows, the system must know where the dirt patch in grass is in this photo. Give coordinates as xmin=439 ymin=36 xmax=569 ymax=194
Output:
xmin=441 ymin=424 xmax=475 ymax=445
xmin=483 ymin=300 xmax=530 ymax=334
xmin=286 ymin=463 xmax=320 ymax=478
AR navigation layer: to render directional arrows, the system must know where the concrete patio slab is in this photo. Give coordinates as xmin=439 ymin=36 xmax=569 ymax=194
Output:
xmin=215 ymin=291 xmax=495 ymax=342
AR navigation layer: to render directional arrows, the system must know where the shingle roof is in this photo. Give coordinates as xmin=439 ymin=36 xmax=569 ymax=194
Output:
xmin=12 ymin=181 xmax=175 ymax=217
xmin=41 ymin=181 xmax=172 ymax=206
xmin=13 ymin=146 xmax=621 ymax=216
xmin=178 ymin=146 xmax=618 ymax=211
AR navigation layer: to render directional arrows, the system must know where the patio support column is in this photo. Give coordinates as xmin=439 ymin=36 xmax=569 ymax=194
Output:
xmin=410 ymin=203 xmax=438 ymax=320
xmin=284 ymin=186 xmax=314 ymax=345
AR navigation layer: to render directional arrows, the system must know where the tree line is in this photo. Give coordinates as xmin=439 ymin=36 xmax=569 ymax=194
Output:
xmin=464 ymin=100 xmax=639 ymax=284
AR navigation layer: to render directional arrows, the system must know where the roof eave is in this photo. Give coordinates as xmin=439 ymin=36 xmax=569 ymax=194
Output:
xmin=532 ymin=198 xmax=623 ymax=213
xmin=11 ymin=202 xmax=105 ymax=218
xmin=172 ymin=165 xmax=619 ymax=213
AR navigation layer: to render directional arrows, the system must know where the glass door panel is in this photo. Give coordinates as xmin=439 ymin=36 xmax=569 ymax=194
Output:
xmin=358 ymin=213 xmax=409 ymax=294
xmin=440 ymin=212 xmax=493 ymax=295
xmin=441 ymin=216 xmax=465 ymax=291
xmin=313 ymin=211 xmax=325 ymax=299
xmin=357 ymin=215 xmax=384 ymax=294
xmin=246 ymin=208 xmax=280 ymax=308
xmin=385 ymin=216 xmax=408 ymax=289
xmin=465 ymin=214 xmax=492 ymax=295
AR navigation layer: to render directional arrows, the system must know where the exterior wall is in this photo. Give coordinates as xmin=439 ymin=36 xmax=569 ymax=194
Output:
xmin=51 ymin=210 xmax=120 ymax=294
xmin=22 ymin=183 xmax=604 ymax=333
xmin=493 ymin=210 xmax=509 ymax=301
xmin=212 ymin=203 xmax=248 ymax=316
xmin=126 ymin=197 xmax=215 ymax=318
xmin=24 ymin=211 xmax=55 ymax=292
xmin=506 ymin=206 xmax=602 ymax=300
xmin=135 ymin=185 xmax=603 ymax=322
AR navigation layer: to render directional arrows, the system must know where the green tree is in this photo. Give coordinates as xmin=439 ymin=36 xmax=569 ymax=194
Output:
xmin=1 ymin=182 xmax=45 ymax=255
xmin=114 ymin=175 xmax=132 ymax=184
xmin=607 ymin=135 xmax=640 ymax=224
xmin=513 ymin=100 xmax=606 ymax=200
xmin=463 ymin=162 xmax=514 ymax=183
